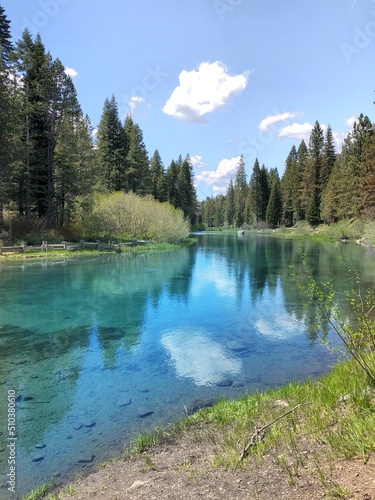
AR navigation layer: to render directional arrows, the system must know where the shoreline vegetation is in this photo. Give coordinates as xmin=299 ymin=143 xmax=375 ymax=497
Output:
xmin=19 ymin=225 xmax=375 ymax=500
xmin=22 ymin=356 xmax=375 ymax=500
xmin=2 ymin=218 xmax=375 ymax=263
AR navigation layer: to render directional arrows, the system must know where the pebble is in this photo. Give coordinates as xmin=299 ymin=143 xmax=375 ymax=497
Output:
xmin=138 ymin=409 xmax=154 ymax=418
xmin=187 ymin=398 xmax=216 ymax=415
xmin=216 ymin=378 xmax=233 ymax=387
xmin=32 ymin=455 xmax=44 ymax=463
xmin=77 ymin=454 xmax=95 ymax=464
xmin=82 ymin=420 xmax=96 ymax=428
xmin=116 ymin=398 xmax=132 ymax=407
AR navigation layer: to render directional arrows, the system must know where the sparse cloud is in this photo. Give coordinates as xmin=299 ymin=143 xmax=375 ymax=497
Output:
xmin=64 ymin=66 xmax=78 ymax=78
xmin=258 ymin=112 xmax=297 ymax=131
xmin=190 ymin=155 xmax=209 ymax=169
xmin=346 ymin=115 xmax=357 ymax=129
xmin=163 ymin=61 xmax=250 ymax=123
xmin=277 ymin=122 xmax=313 ymax=141
xmin=195 ymin=156 xmax=240 ymax=194
xmin=129 ymin=96 xmax=149 ymax=115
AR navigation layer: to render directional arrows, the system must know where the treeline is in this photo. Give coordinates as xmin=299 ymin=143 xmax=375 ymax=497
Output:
xmin=201 ymin=116 xmax=375 ymax=229
xmin=0 ymin=5 xmax=197 ymax=238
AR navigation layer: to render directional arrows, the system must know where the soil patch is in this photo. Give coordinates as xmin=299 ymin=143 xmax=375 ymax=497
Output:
xmin=54 ymin=427 xmax=375 ymax=499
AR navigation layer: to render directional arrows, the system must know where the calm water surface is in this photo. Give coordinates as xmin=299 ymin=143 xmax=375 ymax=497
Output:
xmin=1 ymin=233 xmax=375 ymax=498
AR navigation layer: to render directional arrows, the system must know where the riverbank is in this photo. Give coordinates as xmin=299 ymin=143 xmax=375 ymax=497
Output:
xmin=0 ymin=239 xmax=197 ymax=262
xmin=23 ymin=357 xmax=375 ymax=499
xmin=204 ymin=219 xmax=375 ymax=246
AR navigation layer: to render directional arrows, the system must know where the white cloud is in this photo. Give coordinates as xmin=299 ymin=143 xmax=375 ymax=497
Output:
xmin=195 ymin=156 xmax=240 ymax=194
xmin=259 ymin=112 xmax=297 ymax=131
xmin=64 ymin=67 xmax=78 ymax=78
xmin=277 ymin=122 xmax=313 ymax=141
xmin=190 ymin=155 xmax=209 ymax=169
xmin=346 ymin=115 xmax=357 ymax=129
xmin=128 ymin=96 xmax=150 ymax=115
xmin=163 ymin=61 xmax=250 ymax=123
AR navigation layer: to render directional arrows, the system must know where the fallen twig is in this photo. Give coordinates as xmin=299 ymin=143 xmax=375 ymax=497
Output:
xmin=239 ymin=401 xmax=312 ymax=461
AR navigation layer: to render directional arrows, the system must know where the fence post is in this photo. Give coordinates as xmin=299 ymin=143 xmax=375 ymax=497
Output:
xmin=62 ymin=241 xmax=68 ymax=250
xmin=21 ymin=241 xmax=27 ymax=253
xmin=0 ymin=240 xmax=2 ymax=255
xmin=96 ymin=240 xmax=101 ymax=250
xmin=80 ymin=239 xmax=84 ymax=249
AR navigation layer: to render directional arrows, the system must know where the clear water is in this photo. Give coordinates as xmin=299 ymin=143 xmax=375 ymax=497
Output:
xmin=0 ymin=233 xmax=374 ymax=498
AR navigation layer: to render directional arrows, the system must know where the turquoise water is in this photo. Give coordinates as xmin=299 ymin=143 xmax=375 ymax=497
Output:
xmin=1 ymin=234 xmax=374 ymax=498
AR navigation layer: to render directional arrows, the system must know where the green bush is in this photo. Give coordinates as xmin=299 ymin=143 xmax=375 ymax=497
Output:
xmin=83 ymin=192 xmax=190 ymax=243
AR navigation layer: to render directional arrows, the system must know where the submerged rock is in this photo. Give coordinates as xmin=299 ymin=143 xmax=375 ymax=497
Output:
xmin=187 ymin=398 xmax=216 ymax=415
xmin=16 ymin=395 xmax=33 ymax=402
xmin=116 ymin=398 xmax=132 ymax=408
xmin=35 ymin=443 xmax=46 ymax=449
xmin=77 ymin=454 xmax=95 ymax=464
xmin=216 ymin=379 xmax=233 ymax=387
xmin=138 ymin=408 xmax=154 ymax=418
xmin=32 ymin=455 xmax=44 ymax=463
xmin=82 ymin=420 xmax=96 ymax=428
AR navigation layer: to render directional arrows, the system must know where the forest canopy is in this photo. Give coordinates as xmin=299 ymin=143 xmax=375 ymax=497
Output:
xmin=0 ymin=3 xmax=374 ymax=243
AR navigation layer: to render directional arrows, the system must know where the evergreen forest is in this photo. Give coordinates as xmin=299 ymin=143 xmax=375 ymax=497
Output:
xmin=201 ymin=116 xmax=375 ymax=230
xmin=0 ymin=4 xmax=374 ymax=243
xmin=0 ymin=5 xmax=197 ymax=242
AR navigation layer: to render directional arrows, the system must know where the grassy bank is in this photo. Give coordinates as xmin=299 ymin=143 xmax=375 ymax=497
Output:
xmin=201 ymin=220 xmax=375 ymax=245
xmin=22 ymin=354 xmax=375 ymax=499
xmin=0 ymin=238 xmax=197 ymax=262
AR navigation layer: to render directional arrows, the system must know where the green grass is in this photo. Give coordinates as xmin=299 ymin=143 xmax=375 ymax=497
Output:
xmin=0 ymin=238 xmax=196 ymax=262
xmin=22 ymin=356 xmax=375 ymax=498
xmin=124 ymin=356 xmax=375 ymax=471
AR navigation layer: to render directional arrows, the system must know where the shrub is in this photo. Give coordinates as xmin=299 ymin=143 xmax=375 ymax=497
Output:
xmin=83 ymin=192 xmax=190 ymax=243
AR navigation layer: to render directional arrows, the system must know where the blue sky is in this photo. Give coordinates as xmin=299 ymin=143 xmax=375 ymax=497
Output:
xmin=2 ymin=0 xmax=375 ymax=199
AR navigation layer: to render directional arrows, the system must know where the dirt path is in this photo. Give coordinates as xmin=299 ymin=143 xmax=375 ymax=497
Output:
xmin=55 ymin=428 xmax=375 ymax=500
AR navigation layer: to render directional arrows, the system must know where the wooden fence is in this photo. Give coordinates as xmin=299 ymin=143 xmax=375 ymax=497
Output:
xmin=0 ymin=240 xmax=122 ymax=255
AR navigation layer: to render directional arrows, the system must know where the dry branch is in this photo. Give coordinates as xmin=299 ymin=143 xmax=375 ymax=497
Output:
xmin=239 ymin=401 xmax=312 ymax=461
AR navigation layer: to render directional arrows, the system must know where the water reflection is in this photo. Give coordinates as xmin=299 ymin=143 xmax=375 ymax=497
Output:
xmin=161 ymin=328 xmax=242 ymax=386
xmin=0 ymin=235 xmax=374 ymax=498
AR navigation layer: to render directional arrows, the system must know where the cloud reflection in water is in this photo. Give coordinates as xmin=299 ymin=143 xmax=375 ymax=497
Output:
xmin=161 ymin=328 xmax=242 ymax=386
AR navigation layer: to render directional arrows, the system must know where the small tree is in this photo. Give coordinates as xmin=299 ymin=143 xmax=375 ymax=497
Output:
xmin=293 ymin=248 xmax=375 ymax=384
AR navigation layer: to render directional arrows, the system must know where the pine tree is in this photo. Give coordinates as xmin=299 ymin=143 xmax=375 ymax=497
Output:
xmin=300 ymin=121 xmax=324 ymax=224
xmin=321 ymin=115 xmax=374 ymax=222
xmin=266 ymin=170 xmax=282 ymax=229
xmin=259 ymin=164 xmax=270 ymax=220
xmin=359 ymin=133 xmax=375 ymax=219
xmin=124 ymin=115 xmax=150 ymax=195
xmin=281 ymin=145 xmax=298 ymax=226
xmin=177 ymin=155 xmax=197 ymax=223
xmin=97 ymin=96 xmax=127 ymax=192
xmin=165 ymin=159 xmax=180 ymax=208
xmin=150 ymin=149 xmax=165 ymax=201
xmin=0 ymin=4 xmax=12 ymax=64
xmin=249 ymin=158 xmax=269 ymax=224
xmin=14 ymin=31 xmax=51 ymax=220
xmin=320 ymin=125 xmax=337 ymax=193
xmin=224 ymin=179 xmax=235 ymax=226
xmin=54 ymin=114 xmax=96 ymax=225
xmin=296 ymin=140 xmax=308 ymax=219
xmin=234 ymin=155 xmax=247 ymax=226
xmin=0 ymin=4 xmax=19 ymax=222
